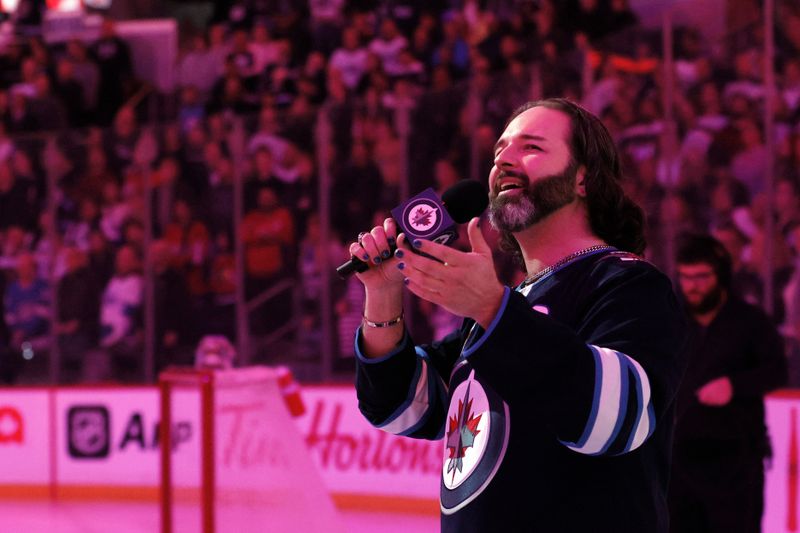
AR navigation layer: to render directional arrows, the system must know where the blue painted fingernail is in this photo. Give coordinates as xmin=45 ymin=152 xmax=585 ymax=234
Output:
xmin=403 ymin=277 xmax=410 ymax=285
xmin=413 ymin=239 xmax=422 ymax=248
xmin=394 ymin=249 xmax=404 ymax=259
xmin=374 ymin=257 xmax=382 ymax=265
xmin=397 ymin=262 xmax=405 ymax=270
xmin=388 ymin=237 xmax=396 ymax=246
xmin=381 ymin=250 xmax=390 ymax=259
xmin=362 ymin=254 xmax=369 ymax=261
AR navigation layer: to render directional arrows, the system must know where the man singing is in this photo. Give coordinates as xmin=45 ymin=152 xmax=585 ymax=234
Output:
xmin=350 ymin=98 xmax=687 ymax=532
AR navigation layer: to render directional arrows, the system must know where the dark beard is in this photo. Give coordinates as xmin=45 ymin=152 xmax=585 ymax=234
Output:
xmin=687 ymin=285 xmax=725 ymax=315
xmin=488 ymin=158 xmax=580 ymax=233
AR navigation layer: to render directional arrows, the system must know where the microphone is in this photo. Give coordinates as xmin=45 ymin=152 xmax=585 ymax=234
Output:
xmin=336 ymin=180 xmax=488 ymax=279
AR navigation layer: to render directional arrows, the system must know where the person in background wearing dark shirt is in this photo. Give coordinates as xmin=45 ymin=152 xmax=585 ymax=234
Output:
xmin=90 ymin=17 xmax=133 ymax=125
xmin=670 ymin=234 xmax=788 ymax=533
xmin=57 ymin=247 xmax=99 ymax=383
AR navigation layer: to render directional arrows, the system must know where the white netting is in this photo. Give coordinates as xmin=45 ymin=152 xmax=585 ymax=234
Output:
xmin=164 ymin=367 xmax=346 ymax=533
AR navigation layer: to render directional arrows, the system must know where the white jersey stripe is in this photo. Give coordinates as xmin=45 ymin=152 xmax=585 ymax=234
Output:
xmin=624 ymin=354 xmax=653 ymax=451
xmin=565 ymin=346 xmax=622 ymax=455
xmin=563 ymin=346 xmax=655 ymax=456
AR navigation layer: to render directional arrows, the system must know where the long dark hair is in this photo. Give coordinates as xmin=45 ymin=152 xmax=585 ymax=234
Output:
xmin=497 ymin=98 xmax=646 ymax=265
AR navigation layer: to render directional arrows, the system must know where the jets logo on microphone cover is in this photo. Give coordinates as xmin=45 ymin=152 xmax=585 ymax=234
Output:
xmin=403 ymin=199 xmax=442 ymax=237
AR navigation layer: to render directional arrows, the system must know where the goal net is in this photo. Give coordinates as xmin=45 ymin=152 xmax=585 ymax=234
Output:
xmin=159 ymin=366 xmax=347 ymax=533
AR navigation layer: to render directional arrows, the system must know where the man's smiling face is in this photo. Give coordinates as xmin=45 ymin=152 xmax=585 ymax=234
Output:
xmin=488 ymin=106 xmax=583 ymax=232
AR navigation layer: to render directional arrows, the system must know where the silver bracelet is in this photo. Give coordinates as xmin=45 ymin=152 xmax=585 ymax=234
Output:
xmin=362 ymin=310 xmax=404 ymax=328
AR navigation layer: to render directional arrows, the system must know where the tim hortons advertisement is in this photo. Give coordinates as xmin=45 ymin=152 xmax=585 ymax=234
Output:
xmin=0 ymin=390 xmax=51 ymax=484
xmin=295 ymin=386 xmax=441 ymax=499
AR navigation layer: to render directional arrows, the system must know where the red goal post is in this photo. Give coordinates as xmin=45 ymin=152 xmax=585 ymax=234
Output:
xmin=159 ymin=366 xmax=346 ymax=533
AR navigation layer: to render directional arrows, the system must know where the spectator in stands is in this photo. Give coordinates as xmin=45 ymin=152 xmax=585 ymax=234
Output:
xmin=297 ymin=212 xmax=345 ymax=358
xmin=151 ymin=239 xmax=192 ymax=371
xmin=64 ymin=39 xmax=99 ymax=118
xmin=309 ymin=0 xmax=345 ymax=55
xmin=242 ymin=184 xmax=294 ymax=292
xmin=150 ymin=156 xmax=178 ymax=235
xmin=329 ymin=26 xmax=369 ymax=93
xmin=100 ymin=244 xmax=143 ymax=381
xmin=99 ymin=180 xmax=131 ymax=245
xmin=730 ymin=118 xmax=768 ymax=197
xmin=88 ymin=228 xmax=114 ymax=287
xmin=177 ymin=85 xmax=206 ymax=134
xmin=4 ymin=252 xmax=49 ymax=355
xmin=370 ymin=118 xmax=402 ymax=205
xmin=163 ymin=198 xmax=210 ymax=306
xmin=90 ymin=18 xmax=133 ymax=125
xmin=208 ymin=65 xmax=259 ymax=116
xmin=724 ymin=49 xmax=765 ymax=104
xmin=227 ymin=28 xmax=259 ymax=82
xmin=260 ymin=40 xmax=299 ymax=109
xmin=29 ymin=72 xmax=66 ymax=131
xmin=10 ymin=56 xmax=41 ymax=100
xmin=775 ymin=177 xmax=800 ymax=235
xmin=244 ymin=146 xmax=281 ymax=208
xmin=7 ymin=91 xmax=37 ymax=133
xmin=105 ymin=105 xmax=140 ymax=176
xmin=57 ymin=247 xmax=99 ymax=382
xmin=53 ymin=58 xmax=86 ymax=128
xmin=369 ymin=18 xmax=408 ymax=77
xmin=178 ymin=122 xmax=210 ymax=202
xmin=0 ymin=160 xmax=37 ymax=232
xmin=781 ymin=57 xmax=800 ymax=116
xmin=713 ymin=221 xmax=763 ymax=306
xmin=432 ymin=16 xmax=469 ymax=79
xmin=63 ymin=198 xmax=100 ymax=252
xmin=332 ymin=139 xmax=384 ymax=240
xmin=242 ymin=184 xmax=295 ymax=334
xmin=177 ymin=33 xmax=220 ymax=97
xmin=0 ymin=123 xmax=14 ymax=163
xmin=247 ymin=105 xmax=290 ymax=158
xmin=207 ymin=228 xmax=236 ymax=339
xmin=250 ymin=22 xmax=280 ymax=74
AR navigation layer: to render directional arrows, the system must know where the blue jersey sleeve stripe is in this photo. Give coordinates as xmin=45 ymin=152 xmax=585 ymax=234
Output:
xmin=623 ymin=353 xmax=654 ymax=452
xmin=377 ymin=358 xmax=432 ymax=435
xmin=461 ymin=287 xmax=511 ymax=358
xmin=562 ymin=346 xmax=604 ymax=448
xmin=561 ymin=346 xmax=623 ymax=454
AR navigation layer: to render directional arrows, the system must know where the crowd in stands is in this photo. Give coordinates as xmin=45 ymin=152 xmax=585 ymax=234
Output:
xmin=0 ymin=0 xmax=799 ymax=383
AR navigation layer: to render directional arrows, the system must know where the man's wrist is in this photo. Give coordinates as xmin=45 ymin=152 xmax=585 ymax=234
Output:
xmin=473 ymin=286 xmax=505 ymax=329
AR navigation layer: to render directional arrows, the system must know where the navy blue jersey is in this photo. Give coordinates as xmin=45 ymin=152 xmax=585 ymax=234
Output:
xmin=356 ymin=249 xmax=687 ymax=532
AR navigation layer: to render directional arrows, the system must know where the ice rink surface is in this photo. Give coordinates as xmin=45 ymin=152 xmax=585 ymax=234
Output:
xmin=0 ymin=499 xmax=439 ymax=533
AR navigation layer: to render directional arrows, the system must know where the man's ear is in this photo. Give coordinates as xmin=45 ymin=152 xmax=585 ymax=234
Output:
xmin=575 ymin=166 xmax=587 ymax=197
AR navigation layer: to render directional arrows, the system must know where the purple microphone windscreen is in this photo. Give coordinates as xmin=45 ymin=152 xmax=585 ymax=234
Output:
xmin=442 ymin=180 xmax=489 ymax=223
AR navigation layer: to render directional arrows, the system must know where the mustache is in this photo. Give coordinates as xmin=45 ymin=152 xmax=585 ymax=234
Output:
xmin=492 ymin=170 xmax=529 ymax=195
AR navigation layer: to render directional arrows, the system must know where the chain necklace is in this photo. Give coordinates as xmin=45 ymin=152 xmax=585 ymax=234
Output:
xmin=519 ymin=245 xmax=616 ymax=289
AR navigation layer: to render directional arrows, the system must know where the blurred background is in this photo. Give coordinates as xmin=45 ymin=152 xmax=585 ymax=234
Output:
xmin=0 ymin=0 xmax=795 ymax=389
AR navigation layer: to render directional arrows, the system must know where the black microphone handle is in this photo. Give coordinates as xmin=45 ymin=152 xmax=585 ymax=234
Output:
xmin=336 ymin=239 xmax=398 ymax=279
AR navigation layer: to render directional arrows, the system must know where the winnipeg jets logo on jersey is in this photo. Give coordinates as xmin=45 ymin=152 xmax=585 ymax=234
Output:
xmin=444 ymin=371 xmax=489 ymax=489
xmin=403 ymin=199 xmax=442 ymax=237
xmin=441 ymin=368 xmax=510 ymax=515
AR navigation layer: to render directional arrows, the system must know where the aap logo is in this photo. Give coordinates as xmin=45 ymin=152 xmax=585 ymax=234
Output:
xmin=402 ymin=199 xmax=442 ymax=238
xmin=0 ymin=406 xmax=23 ymax=444
xmin=68 ymin=406 xmax=110 ymax=459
